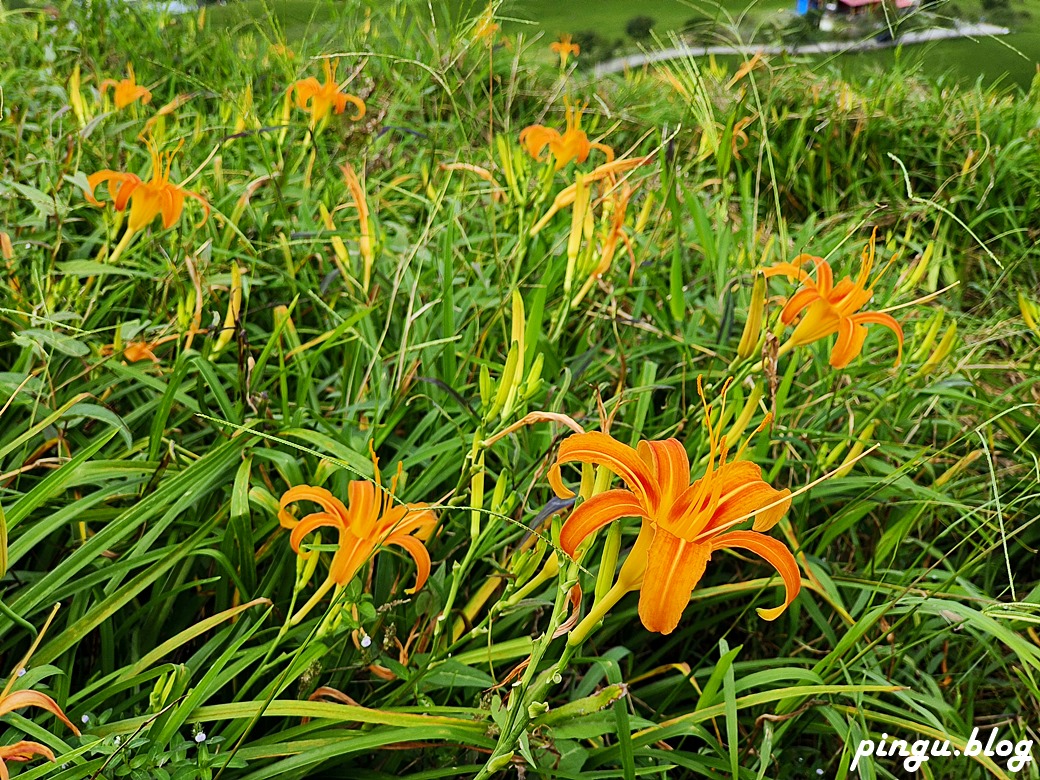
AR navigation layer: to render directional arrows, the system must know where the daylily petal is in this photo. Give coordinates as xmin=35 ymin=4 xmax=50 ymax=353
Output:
xmin=347 ymin=480 xmax=378 ymax=536
xmin=278 ymin=485 xmax=350 ymax=530
xmin=288 ymin=512 xmax=344 ymax=553
xmin=637 ymin=439 xmax=690 ymax=508
xmin=329 ymin=534 xmax=374 ymax=585
xmin=779 ymin=287 xmax=822 ymax=324
xmin=790 ymin=298 xmax=841 ymax=345
xmin=378 ymin=504 xmax=437 ymax=540
xmin=0 ymin=690 xmax=80 ymax=734
xmin=383 ymin=533 xmax=432 ymax=593
xmin=336 ymin=93 xmax=366 ymax=120
xmin=637 ymin=530 xmax=711 ymax=634
xmin=559 ymin=488 xmax=648 ymax=557
xmin=711 ymin=531 xmax=800 ymax=620
xmin=519 ymin=125 xmax=559 ymax=160
xmin=762 ymin=262 xmax=817 ymax=287
xmin=0 ymin=740 xmax=56 ymax=774
xmin=850 ymin=310 xmax=904 ymax=365
xmin=830 ymin=315 xmax=870 ymax=369
xmin=549 ymin=432 xmax=660 ymax=510
xmin=709 ymin=481 xmax=792 ymax=534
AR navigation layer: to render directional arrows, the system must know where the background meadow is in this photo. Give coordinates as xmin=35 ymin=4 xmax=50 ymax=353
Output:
xmin=1 ymin=0 xmax=1039 ymax=778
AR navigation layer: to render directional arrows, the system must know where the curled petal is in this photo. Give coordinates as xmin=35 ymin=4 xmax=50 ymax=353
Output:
xmin=704 ymin=471 xmax=791 ymax=535
xmin=85 ymin=171 xmax=140 ymax=207
xmin=290 ymin=79 xmax=320 ymax=110
xmin=850 ymin=311 xmax=904 ymax=365
xmin=779 ymin=287 xmax=822 ymax=324
xmin=278 ymin=485 xmax=351 ymax=530
xmin=289 ymin=512 xmax=345 ymax=553
xmin=383 ymin=533 xmax=432 ymax=593
xmin=333 ymin=92 xmax=366 ymax=120
xmin=559 ymin=489 xmax=648 ymax=557
xmin=0 ymin=690 xmax=80 ymax=735
xmin=519 ymin=125 xmax=559 ymax=160
xmin=637 ymin=530 xmax=711 ymax=634
xmin=549 ymin=432 xmax=660 ymax=511
xmin=830 ymin=315 xmax=870 ymax=369
xmin=590 ymin=141 xmax=615 ymax=162
xmin=379 ymin=504 xmax=437 ymax=541
xmin=762 ymin=261 xmax=818 ymax=287
xmin=182 ymin=189 xmax=210 ymax=227
xmin=711 ymin=530 xmax=801 ymax=620
xmin=0 ymin=740 xmax=57 ymax=770
xmin=637 ymin=439 xmax=690 ymax=508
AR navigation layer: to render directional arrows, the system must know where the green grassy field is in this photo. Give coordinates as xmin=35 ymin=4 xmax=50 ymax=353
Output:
xmin=830 ymin=32 xmax=1040 ymax=89
xmin=2 ymin=0 xmax=1040 ymax=778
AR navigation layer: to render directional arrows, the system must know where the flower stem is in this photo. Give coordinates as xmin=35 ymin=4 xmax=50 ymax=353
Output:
xmin=290 ymin=575 xmax=336 ymax=626
xmin=106 ymin=228 xmax=137 ymax=266
xmin=568 ymin=579 xmax=628 ymax=646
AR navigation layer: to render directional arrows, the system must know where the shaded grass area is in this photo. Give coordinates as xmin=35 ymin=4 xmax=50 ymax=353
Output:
xmin=832 ymin=32 xmax=1040 ymax=89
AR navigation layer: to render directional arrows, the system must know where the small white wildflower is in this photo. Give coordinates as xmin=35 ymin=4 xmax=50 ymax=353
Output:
xmin=195 ymin=732 xmax=207 ymax=743
xmin=360 ymin=634 xmax=372 ymax=648
xmin=16 ymin=668 xmax=26 ymax=677
xmin=81 ymin=714 xmax=90 ymax=724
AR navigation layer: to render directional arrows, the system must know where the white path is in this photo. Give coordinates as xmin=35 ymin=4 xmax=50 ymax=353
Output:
xmin=592 ymin=22 xmax=1011 ymax=76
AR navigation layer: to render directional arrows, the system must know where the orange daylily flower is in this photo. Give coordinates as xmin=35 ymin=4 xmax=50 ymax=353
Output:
xmin=100 ymin=64 xmax=152 ymax=110
xmin=519 ymin=102 xmax=613 ymax=171
xmin=550 ymin=34 xmax=580 ymax=67
xmin=550 ymin=382 xmax=798 ymax=635
xmin=473 ymin=8 xmax=499 ymax=42
xmin=763 ymin=234 xmax=903 ymax=369
xmin=278 ymin=453 xmax=436 ymax=593
xmin=288 ymin=58 xmax=366 ymax=126
xmin=0 ymin=688 xmax=80 ymax=779
xmin=84 ymin=141 xmax=209 ymax=235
